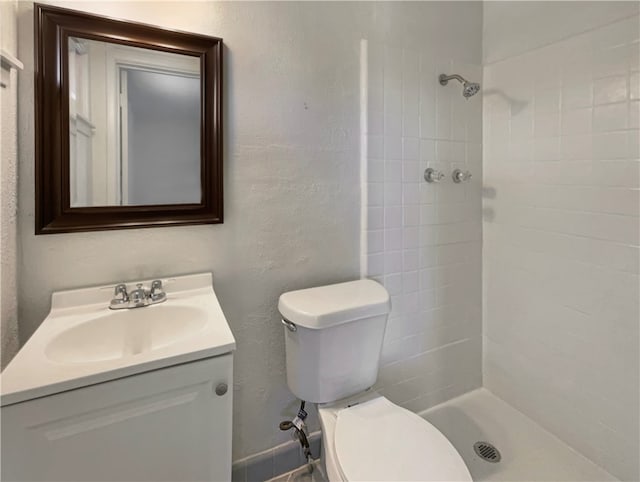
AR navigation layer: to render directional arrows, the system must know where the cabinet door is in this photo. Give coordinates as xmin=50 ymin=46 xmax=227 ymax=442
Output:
xmin=1 ymin=354 xmax=233 ymax=482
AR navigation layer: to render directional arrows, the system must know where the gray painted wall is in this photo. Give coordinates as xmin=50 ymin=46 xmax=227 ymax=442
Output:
xmin=15 ymin=0 xmax=482 ymax=461
xmin=1 ymin=0 xmax=19 ymax=369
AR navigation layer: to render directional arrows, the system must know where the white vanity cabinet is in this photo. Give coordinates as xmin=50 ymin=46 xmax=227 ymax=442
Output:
xmin=1 ymin=353 xmax=233 ymax=482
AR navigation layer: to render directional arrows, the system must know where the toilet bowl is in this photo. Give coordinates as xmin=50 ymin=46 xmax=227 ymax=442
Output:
xmin=317 ymin=392 xmax=472 ymax=482
xmin=279 ymin=280 xmax=472 ymax=481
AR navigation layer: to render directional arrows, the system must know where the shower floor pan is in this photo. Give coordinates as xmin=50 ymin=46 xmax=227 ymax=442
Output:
xmin=422 ymin=388 xmax=616 ymax=482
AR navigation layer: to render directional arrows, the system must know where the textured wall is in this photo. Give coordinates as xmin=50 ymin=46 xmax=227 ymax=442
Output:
xmin=364 ymin=39 xmax=483 ymax=412
xmin=17 ymin=0 xmax=361 ymax=461
xmin=483 ymin=5 xmax=640 ymax=480
xmin=16 ymin=0 xmax=482 ymax=462
xmin=1 ymin=0 xmax=20 ymax=370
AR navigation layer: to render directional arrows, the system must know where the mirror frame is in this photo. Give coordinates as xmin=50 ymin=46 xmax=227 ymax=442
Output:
xmin=34 ymin=4 xmax=223 ymax=234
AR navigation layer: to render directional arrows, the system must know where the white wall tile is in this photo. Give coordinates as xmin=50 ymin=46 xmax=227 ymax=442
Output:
xmin=383 ymin=273 xmax=403 ymax=296
xmin=533 ymin=136 xmax=560 ymax=161
xmin=384 ymin=250 xmax=403 ymax=275
xmin=436 ymin=87 xmax=453 ymax=140
xmin=367 ymin=206 xmax=384 ymax=230
xmin=592 ymin=45 xmax=631 ymax=79
xmin=534 ymin=110 xmax=561 ymax=138
xmin=562 ymin=81 xmax=593 ymax=110
xmin=593 ymin=103 xmax=628 ymax=132
xmin=402 ymin=270 xmax=419 ymax=293
xmin=402 ymin=49 xmax=420 ymax=138
xmin=630 ymin=72 xmax=640 ymax=99
xmin=384 ymin=205 xmax=402 ymax=227
xmin=420 ymin=139 xmax=436 ymax=163
xmin=367 ymin=253 xmax=384 ymax=277
xmin=367 ymin=230 xmax=384 ymax=253
xmin=402 ymin=183 xmax=420 ymax=205
xmin=484 ymin=12 xmax=640 ymax=482
xmin=403 ymin=205 xmax=420 ymax=226
xmin=368 ymin=159 xmax=385 ymax=182
xmin=384 ymin=183 xmax=402 ymax=206
xmin=510 ymin=111 xmax=534 ymax=140
xmin=403 ymin=226 xmax=420 ymax=249
xmin=561 ymin=134 xmax=593 ymax=161
xmin=384 ymin=136 xmax=403 ymax=159
xmin=593 ymin=76 xmax=628 ymax=105
xmin=402 ymin=160 xmax=420 ymax=183
xmin=561 ymin=107 xmax=592 ymax=135
xmin=365 ymin=44 xmax=482 ymax=414
xmin=593 ymin=131 xmax=629 ymax=160
xmin=384 ymin=160 xmax=402 ymax=182
xmin=368 ymin=135 xmax=384 ymax=159
xmin=403 ymin=249 xmax=419 ymax=271
xmin=384 ymin=228 xmax=403 ymax=251
xmin=367 ymin=183 xmax=384 ymax=206
xmin=451 ymin=98 xmax=467 ymax=141
xmin=535 ymin=87 xmax=561 ymax=113
xmin=630 ymin=100 xmax=640 ymax=129
xmin=403 ymin=138 xmax=420 ymax=161
xmin=384 ymin=46 xmax=403 ymax=138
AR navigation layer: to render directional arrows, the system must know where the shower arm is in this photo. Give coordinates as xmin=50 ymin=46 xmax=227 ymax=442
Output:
xmin=439 ymin=74 xmax=468 ymax=86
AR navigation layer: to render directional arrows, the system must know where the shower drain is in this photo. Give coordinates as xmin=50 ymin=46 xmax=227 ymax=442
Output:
xmin=473 ymin=441 xmax=501 ymax=463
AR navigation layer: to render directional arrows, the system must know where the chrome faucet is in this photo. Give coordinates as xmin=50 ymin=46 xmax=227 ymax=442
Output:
xmin=109 ymin=280 xmax=167 ymax=310
xmin=452 ymin=168 xmax=472 ymax=183
xmin=129 ymin=284 xmax=148 ymax=308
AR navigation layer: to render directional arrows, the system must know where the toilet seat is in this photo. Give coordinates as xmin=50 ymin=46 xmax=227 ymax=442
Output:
xmin=333 ymin=396 xmax=472 ymax=481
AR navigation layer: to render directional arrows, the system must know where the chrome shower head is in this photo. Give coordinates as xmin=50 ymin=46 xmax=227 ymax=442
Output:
xmin=462 ymin=81 xmax=481 ymax=98
xmin=439 ymin=73 xmax=481 ymax=98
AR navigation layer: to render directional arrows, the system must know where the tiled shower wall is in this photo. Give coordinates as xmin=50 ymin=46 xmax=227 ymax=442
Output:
xmin=483 ymin=14 xmax=639 ymax=481
xmin=363 ymin=43 xmax=483 ymax=412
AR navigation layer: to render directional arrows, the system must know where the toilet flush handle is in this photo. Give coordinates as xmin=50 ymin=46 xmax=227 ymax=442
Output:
xmin=281 ymin=319 xmax=297 ymax=332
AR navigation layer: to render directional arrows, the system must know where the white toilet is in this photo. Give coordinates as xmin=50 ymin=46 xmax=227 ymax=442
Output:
xmin=279 ymin=279 xmax=472 ymax=482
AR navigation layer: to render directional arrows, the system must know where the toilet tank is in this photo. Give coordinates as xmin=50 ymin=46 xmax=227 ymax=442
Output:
xmin=278 ymin=280 xmax=390 ymax=403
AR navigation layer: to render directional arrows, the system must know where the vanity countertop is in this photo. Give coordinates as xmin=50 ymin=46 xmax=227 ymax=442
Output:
xmin=0 ymin=273 xmax=236 ymax=406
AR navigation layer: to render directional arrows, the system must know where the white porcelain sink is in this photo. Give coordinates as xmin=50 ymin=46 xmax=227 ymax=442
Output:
xmin=45 ymin=305 xmax=209 ymax=363
xmin=1 ymin=273 xmax=236 ymax=406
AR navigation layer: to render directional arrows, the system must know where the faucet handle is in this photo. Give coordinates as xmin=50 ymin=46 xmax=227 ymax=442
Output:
xmin=109 ymin=283 xmax=129 ymax=309
xmin=114 ymin=283 xmax=129 ymax=300
xmin=424 ymin=167 xmax=445 ymax=183
xmin=150 ymin=279 xmax=166 ymax=303
xmin=452 ymin=168 xmax=472 ymax=183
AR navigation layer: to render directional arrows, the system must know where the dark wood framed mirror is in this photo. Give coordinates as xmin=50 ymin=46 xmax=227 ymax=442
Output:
xmin=35 ymin=4 xmax=223 ymax=234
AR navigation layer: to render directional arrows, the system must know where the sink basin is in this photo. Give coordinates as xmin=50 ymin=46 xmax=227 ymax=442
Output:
xmin=0 ymin=273 xmax=236 ymax=406
xmin=45 ymin=305 xmax=208 ymax=363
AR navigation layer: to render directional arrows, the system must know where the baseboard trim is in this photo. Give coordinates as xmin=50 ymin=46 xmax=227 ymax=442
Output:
xmin=232 ymin=431 xmax=322 ymax=482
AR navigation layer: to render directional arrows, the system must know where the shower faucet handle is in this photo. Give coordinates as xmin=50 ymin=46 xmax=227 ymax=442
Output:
xmin=452 ymin=169 xmax=472 ymax=183
xmin=424 ymin=168 xmax=445 ymax=183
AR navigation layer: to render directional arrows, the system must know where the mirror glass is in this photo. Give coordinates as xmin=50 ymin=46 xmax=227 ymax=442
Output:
xmin=68 ymin=37 xmax=201 ymax=207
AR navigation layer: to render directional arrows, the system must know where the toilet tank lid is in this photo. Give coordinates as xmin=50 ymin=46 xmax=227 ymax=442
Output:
xmin=278 ymin=279 xmax=390 ymax=330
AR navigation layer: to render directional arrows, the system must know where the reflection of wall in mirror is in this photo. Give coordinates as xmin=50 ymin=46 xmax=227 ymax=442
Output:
xmin=68 ymin=38 xmax=95 ymax=206
xmin=87 ymin=40 xmax=110 ymax=205
xmin=69 ymin=39 xmax=201 ymax=207
xmin=126 ymin=70 xmax=200 ymax=205
xmin=69 ymin=38 xmax=110 ymax=207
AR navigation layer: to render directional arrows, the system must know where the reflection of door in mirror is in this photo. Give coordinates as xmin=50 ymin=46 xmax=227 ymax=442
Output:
xmin=68 ymin=37 xmax=201 ymax=208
